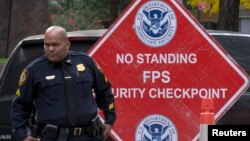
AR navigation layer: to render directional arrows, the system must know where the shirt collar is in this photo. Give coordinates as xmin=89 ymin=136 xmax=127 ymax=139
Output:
xmin=49 ymin=54 xmax=72 ymax=67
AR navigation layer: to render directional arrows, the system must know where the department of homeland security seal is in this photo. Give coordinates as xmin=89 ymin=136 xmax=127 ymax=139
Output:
xmin=134 ymin=0 xmax=177 ymax=47
xmin=135 ymin=114 xmax=178 ymax=141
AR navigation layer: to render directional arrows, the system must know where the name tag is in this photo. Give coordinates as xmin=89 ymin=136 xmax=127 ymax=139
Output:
xmin=64 ymin=76 xmax=71 ymax=79
xmin=46 ymin=75 xmax=55 ymax=80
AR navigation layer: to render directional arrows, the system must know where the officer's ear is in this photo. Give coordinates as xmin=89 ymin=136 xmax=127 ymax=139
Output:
xmin=66 ymin=40 xmax=71 ymax=49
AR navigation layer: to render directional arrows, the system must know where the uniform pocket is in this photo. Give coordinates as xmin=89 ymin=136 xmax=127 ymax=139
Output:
xmin=39 ymin=76 xmax=63 ymax=100
xmin=40 ymin=76 xmax=62 ymax=88
xmin=75 ymin=72 xmax=93 ymax=83
xmin=75 ymin=72 xmax=93 ymax=97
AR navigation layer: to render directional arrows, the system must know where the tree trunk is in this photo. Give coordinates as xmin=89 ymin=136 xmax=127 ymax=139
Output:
xmin=7 ymin=0 xmax=52 ymax=56
xmin=217 ymin=0 xmax=239 ymax=31
xmin=0 ymin=0 xmax=11 ymax=57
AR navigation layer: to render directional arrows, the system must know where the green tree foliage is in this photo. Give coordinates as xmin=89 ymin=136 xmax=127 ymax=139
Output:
xmin=49 ymin=0 xmax=132 ymax=31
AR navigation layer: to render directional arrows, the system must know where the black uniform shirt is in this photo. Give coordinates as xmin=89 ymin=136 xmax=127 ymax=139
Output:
xmin=11 ymin=51 xmax=116 ymax=140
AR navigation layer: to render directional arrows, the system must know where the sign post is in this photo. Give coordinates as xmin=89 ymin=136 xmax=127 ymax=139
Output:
xmin=88 ymin=0 xmax=250 ymax=140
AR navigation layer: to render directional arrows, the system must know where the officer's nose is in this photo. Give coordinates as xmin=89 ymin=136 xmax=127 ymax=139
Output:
xmin=48 ymin=46 xmax=55 ymax=51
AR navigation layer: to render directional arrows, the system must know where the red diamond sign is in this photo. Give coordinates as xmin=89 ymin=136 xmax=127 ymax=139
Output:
xmin=88 ymin=0 xmax=250 ymax=140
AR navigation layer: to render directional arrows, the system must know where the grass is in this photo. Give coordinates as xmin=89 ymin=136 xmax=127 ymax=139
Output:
xmin=0 ymin=58 xmax=8 ymax=63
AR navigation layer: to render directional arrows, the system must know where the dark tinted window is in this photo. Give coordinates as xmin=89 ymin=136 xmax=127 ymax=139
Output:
xmin=212 ymin=34 xmax=250 ymax=92
xmin=0 ymin=38 xmax=98 ymax=97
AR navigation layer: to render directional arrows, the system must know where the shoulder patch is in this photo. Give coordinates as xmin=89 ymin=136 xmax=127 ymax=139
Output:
xmin=94 ymin=60 xmax=109 ymax=82
xmin=19 ymin=69 xmax=28 ymax=86
xmin=94 ymin=61 xmax=103 ymax=73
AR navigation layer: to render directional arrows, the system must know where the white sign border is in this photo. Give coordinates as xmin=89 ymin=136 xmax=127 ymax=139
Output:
xmin=89 ymin=0 xmax=250 ymax=141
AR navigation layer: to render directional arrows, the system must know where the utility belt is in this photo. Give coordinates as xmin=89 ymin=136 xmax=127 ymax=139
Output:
xmin=44 ymin=125 xmax=88 ymax=139
xmin=34 ymin=116 xmax=104 ymax=139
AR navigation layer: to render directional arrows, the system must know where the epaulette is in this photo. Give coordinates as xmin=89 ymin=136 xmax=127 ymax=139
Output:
xmin=69 ymin=51 xmax=91 ymax=59
xmin=69 ymin=51 xmax=87 ymax=56
xmin=26 ymin=55 xmax=47 ymax=68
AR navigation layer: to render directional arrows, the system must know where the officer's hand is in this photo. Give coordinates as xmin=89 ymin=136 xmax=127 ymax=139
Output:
xmin=103 ymin=123 xmax=112 ymax=140
xmin=23 ymin=136 xmax=40 ymax=141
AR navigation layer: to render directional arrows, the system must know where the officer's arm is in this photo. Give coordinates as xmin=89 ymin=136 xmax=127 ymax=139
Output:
xmin=11 ymin=68 xmax=35 ymax=141
xmin=91 ymin=60 xmax=116 ymax=126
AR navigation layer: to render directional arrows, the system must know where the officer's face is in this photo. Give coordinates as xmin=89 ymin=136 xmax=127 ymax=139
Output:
xmin=44 ymin=31 xmax=70 ymax=62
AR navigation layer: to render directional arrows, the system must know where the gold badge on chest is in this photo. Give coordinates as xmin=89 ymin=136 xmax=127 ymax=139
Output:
xmin=77 ymin=64 xmax=85 ymax=72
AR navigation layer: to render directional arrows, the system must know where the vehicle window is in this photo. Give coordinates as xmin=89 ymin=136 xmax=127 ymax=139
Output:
xmin=0 ymin=39 xmax=98 ymax=97
xmin=213 ymin=35 xmax=250 ymax=92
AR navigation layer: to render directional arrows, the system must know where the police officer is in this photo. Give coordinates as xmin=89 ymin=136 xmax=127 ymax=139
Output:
xmin=11 ymin=26 xmax=116 ymax=141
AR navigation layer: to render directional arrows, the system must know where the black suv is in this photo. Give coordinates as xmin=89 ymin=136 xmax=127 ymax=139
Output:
xmin=0 ymin=29 xmax=249 ymax=140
